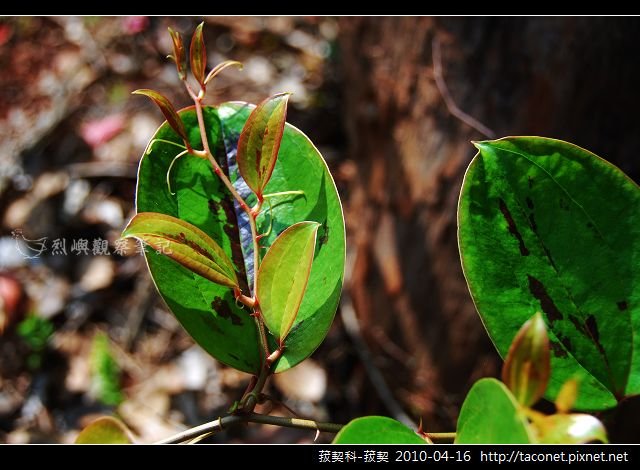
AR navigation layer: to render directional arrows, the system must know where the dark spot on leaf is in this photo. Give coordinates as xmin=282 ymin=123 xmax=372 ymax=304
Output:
xmin=569 ymin=313 xmax=606 ymax=357
xmin=528 ymin=213 xmax=537 ymax=232
xmin=229 ymin=353 xmax=240 ymax=361
xmin=617 ymin=301 xmax=628 ymax=311
xmin=559 ymin=198 xmax=569 ymax=211
xmin=200 ymin=314 xmax=223 ymax=335
xmin=527 ymin=275 xmax=563 ymax=323
xmin=540 ymin=243 xmax=558 ymax=271
xmin=550 ymin=341 xmax=567 ymax=358
xmin=569 ymin=314 xmax=588 ymax=336
xmin=159 ymin=232 xmax=215 ymax=262
xmin=526 ymin=197 xmax=534 ymax=210
xmin=558 ymin=334 xmax=573 ymax=353
xmin=211 ymin=297 xmax=243 ymax=326
xmin=255 ymin=149 xmax=262 ymax=177
xmin=585 ymin=315 xmax=600 ymax=342
xmin=584 ymin=314 xmax=607 ymax=358
xmin=499 ymin=198 xmax=529 ymax=256
xmin=318 ymin=223 xmax=329 ymax=246
xmin=528 ymin=176 xmax=534 ymax=189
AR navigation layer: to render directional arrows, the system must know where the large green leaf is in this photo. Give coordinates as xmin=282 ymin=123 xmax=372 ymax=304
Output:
xmin=458 ymin=137 xmax=640 ymax=410
xmin=333 ymin=416 xmax=426 ymax=444
xmin=257 ymin=221 xmax=320 ymax=343
xmin=135 ymin=102 xmax=344 ymax=374
xmin=455 ymin=378 xmax=534 ymax=443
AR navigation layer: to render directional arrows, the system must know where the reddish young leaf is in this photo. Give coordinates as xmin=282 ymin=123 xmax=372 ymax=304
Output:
xmin=167 ymin=27 xmax=187 ymax=80
xmin=502 ymin=312 xmax=551 ymax=407
xmin=236 ymin=93 xmax=291 ymax=199
xmin=122 ymin=212 xmax=239 ymax=289
xmin=190 ymin=22 xmax=206 ymax=87
xmin=204 ymin=60 xmax=243 ymax=86
xmin=132 ymin=89 xmax=188 ymax=143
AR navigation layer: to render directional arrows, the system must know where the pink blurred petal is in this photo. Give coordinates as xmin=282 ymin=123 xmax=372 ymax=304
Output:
xmin=80 ymin=115 xmax=126 ymax=148
xmin=122 ymin=16 xmax=149 ymax=35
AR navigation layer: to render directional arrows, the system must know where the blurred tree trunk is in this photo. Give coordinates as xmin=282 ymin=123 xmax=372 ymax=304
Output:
xmin=338 ymin=17 xmax=640 ymax=433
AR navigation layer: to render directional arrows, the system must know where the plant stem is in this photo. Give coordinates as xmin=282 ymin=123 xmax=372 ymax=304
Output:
xmin=154 ymin=412 xmax=344 ymax=444
xmin=425 ymin=432 xmax=456 ymax=441
xmin=154 ymin=415 xmax=245 ymax=444
xmin=187 ymin=81 xmax=269 ymax=362
xmin=245 ymin=413 xmax=343 ymax=434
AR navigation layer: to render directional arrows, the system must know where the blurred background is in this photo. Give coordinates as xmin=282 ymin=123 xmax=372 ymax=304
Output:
xmin=1 ymin=16 xmax=639 ymax=443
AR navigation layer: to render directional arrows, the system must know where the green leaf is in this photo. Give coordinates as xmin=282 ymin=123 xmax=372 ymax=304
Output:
xmin=132 ymin=89 xmax=189 ymax=144
xmin=135 ymin=103 xmax=344 ymax=374
xmin=237 ymin=93 xmax=291 ymax=198
xmin=502 ymin=312 xmax=550 ymax=407
xmin=190 ymin=22 xmax=206 ymax=87
xmin=534 ymin=414 xmax=608 ymax=444
xmin=122 ymin=212 xmax=239 ymax=289
xmin=257 ymin=221 xmax=320 ymax=343
xmin=456 ymin=378 xmax=534 ymax=443
xmin=333 ymin=416 xmax=426 ymax=444
xmin=458 ymin=137 xmax=640 ymax=410
xmin=75 ymin=417 xmax=133 ymax=444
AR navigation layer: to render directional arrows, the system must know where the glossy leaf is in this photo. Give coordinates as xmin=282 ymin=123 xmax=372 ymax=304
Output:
xmin=132 ymin=89 xmax=188 ymax=143
xmin=205 ymin=60 xmax=243 ymax=86
xmin=502 ymin=312 xmax=550 ymax=407
xmin=333 ymin=416 xmax=426 ymax=444
xmin=456 ymin=378 xmax=534 ymax=443
xmin=257 ymin=221 xmax=320 ymax=343
xmin=190 ymin=22 xmax=206 ymax=87
xmin=167 ymin=27 xmax=186 ymax=80
xmin=122 ymin=212 xmax=239 ymax=289
xmin=135 ymin=103 xmax=344 ymax=374
xmin=75 ymin=417 xmax=133 ymax=444
xmin=458 ymin=137 xmax=640 ymax=410
xmin=237 ymin=93 xmax=290 ymax=198
xmin=534 ymin=414 xmax=608 ymax=444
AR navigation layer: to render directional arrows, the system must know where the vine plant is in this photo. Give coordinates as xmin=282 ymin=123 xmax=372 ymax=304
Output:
xmin=76 ymin=24 xmax=639 ymax=444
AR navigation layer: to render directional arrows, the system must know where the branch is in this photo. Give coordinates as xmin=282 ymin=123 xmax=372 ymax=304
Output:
xmin=154 ymin=412 xmax=344 ymax=444
xmin=432 ymin=37 xmax=495 ymax=139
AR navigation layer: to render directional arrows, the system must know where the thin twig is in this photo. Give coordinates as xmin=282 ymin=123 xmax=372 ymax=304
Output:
xmin=154 ymin=415 xmax=244 ymax=444
xmin=153 ymin=413 xmax=343 ymax=444
xmin=246 ymin=413 xmax=343 ymax=434
xmin=432 ymin=37 xmax=495 ymax=139
xmin=426 ymin=432 xmax=456 ymax=441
